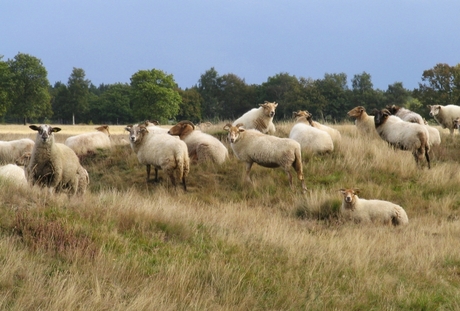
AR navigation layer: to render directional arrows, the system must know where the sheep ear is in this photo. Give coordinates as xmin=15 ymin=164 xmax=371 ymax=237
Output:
xmin=125 ymin=125 xmax=132 ymax=132
xmin=223 ymin=124 xmax=231 ymax=132
xmin=29 ymin=125 xmax=39 ymax=131
xmin=339 ymin=188 xmax=346 ymax=194
xmin=52 ymin=127 xmax=61 ymax=133
xmin=353 ymin=188 xmax=360 ymax=194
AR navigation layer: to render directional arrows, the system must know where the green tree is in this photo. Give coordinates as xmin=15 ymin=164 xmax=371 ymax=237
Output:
xmin=314 ymin=73 xmax=350 ymax=121
xmin=197 ymin=67 xmax=221 ymax=119
xmin=7 ymin=53 xmax=52 ymax=124
xmin=351 ymin=72 xmax=385 ymax=111
xmin=130 ymin=69 xmax=181 ymax=123
xmin=67 ymin=67 xmax=90 ymax=124
xmin=0 ymin=56 xmax=12 ymax=117
xmin=218 ymin=73 xmax=256 ymax=120
xmin=385 ymin=82 xmax=410 ymax=107
xmin=177 ymin=88 xmax=203 ymax=123
xmin=50 ymin=81 xmax=70 ymax=123
xmin=416 ymin=63 xmax=460 ymax=107
xmin=260 ymin=73 xmax=302 ymax=118
xmin=93 ymin=83 xmax=132 ymax=124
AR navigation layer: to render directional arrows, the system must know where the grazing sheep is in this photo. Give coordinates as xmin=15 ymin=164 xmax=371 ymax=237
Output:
xmin=386 ymin=105 xmax=424 ymax=124
xmin=28 ymin=125 xmax=87 ymax=195
xmin=289 ymin=111 xmax=334 ymax=154
xmin=64 ymin=125 xmax=112 ymax=157
xmin=302 ymin=110 xmax=341 ymax=141
xmin=125 ymin=123 xmax=189 ymax=190
xmin=0 ymin=164 xmax=27 ymax=187
xmin=339 ymin=188 xmax=408 ymax=226
xmin=373 ymin=109 xmax=430 ymax=168
xmin=428 ymin=104 xmax=460 ymax=135
xmin=233 ymin=101 xmax=278 ymax=134
xmin=347 ymin=106 xmax=379 ymax=138
xmin=168 ymin=120 xmax=228 ymax=164
xmin=223 ymin=123 xmax=307 ymax=192
xmin=0 ymin=138 xmax=35 ymax=164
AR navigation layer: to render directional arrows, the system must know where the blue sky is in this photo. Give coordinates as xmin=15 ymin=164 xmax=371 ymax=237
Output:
xmin=2 ymin=0 xmax=459 ymax=91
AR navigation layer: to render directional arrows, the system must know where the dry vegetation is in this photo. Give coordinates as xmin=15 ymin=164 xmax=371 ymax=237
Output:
xmin=1 ymin=121 xmax=460 ymax=310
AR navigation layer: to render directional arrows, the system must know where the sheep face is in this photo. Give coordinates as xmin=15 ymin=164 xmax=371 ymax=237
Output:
xmin=339 ymin=188 xmax=360 ymax=208
xmin=454 ymin=118 xmax=460 ymax=129
xmin=125 ymin=125 xmax=148 ymax=143
xmin=260 ymin=102 xmax=278 ymax=118
xmin=373 ymin=109 xmax=391 ymax=127
xmin=385 ymin=105 xmax=401 ymax=115
xmin=347 ymin=106 xmax=365 ymax=118
xmin=428 ymin=105 xmax=441 ymax=117
xmin=223 ymin=123 xmax=244 ymax=143
xmin=30 ymin=125 xmax=61 ymax=143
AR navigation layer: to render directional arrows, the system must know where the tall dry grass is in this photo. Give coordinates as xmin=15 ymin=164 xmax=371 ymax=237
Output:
xmin=0 ymin=122 xmax=460 ymax=310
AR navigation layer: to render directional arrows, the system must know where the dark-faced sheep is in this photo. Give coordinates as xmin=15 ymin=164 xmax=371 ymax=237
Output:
xmin=223 ymin=123 xmax=307 ymax=192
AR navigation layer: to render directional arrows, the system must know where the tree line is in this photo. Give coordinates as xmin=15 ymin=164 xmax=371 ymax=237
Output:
xmin=1 ymin=52 xmax=460 ymax=125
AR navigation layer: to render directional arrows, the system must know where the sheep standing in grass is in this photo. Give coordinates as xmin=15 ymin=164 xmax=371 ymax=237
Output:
xmin=233 ymin=101 xmax=278 ymax=134
xmin=347 ymin=106 xmax=379 ymax=138
xmin=428 ymin=104 xmax=460 ymax=135
xmin=168 ymin=120 xmax=228 ymax=164
xmin=223 ymin=123 xmax=307 ymax=192
xmin=373 ymin=109 xmax=430 ymax=168
xmin=303 ymin=110 xmax=341 ymax=141
xmin=289 ymin=111 xmax=334 ymax=154
xmin=125 ymin=123 xmax=189 ymax=190
xmin=339 ymin=188 xmax=408 ymax=226
xmin=386 ymin=105 xmax=424 ymax=124
xmin=0 ymin=138 xmax=35 ymax=164
xmin=28 ymin=125 xmax=87 ymax=195
xmin=64 ymin=125 xmax=111 ymax=157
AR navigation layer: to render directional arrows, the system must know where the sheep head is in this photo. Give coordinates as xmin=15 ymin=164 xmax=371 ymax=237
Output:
xmin=373 ymin=109 xmax=391 ymax=127
xmin=339 ymin=188 xmax=360 ymax=208
xmin=428 ymin=105 xmax=441 ymax=117
xmin=168 ymin=120 xmax=195 ymax=136
xmin=347 ymin=106 xmax=365 ymax=118
xmin=223 ymin=123 xmax=245 ymax=143
xmin=125 ymin=124 xmax=149 ymax=143
xmin=454 ymin=117 xmax=460 ymax=129
xmin=95 ymin=125 xmax=110 ymax=137
xmin=385 ymin=105 xmax=400 ymax=115
xmin=260 ymin=101 xmax=278 ymax=118
xmin=30 ymin=124 xmax=61 ymax=143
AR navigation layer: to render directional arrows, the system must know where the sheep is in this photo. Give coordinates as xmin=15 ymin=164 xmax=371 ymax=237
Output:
xmin=64 ymin=125 xmax=111 ymax=157
xmin=289 ymin=111 xmax=334 ymax=154
xmin=168 ymin=120 xmax=228 ymax=164
xmin=28 ymin=124 xmax=87 ymax=195
xmin=223 ymin=123 xmax=307 ymax=192
xmin=372 ymin=109 xmax=430 ymax=168
xmin=347 ymin=106 xmax=379 ymax=138
xmin=0 ymin=138 xmax=35 ymax=164
xmin=15 ymin=151 xmax=89 ymax=194
xmin=339 ymin=188 xmax=408 ymax=226
xmin=302 ymin=110 xmax=341 ymax=141
xmin=428 ymin=104 xmax=460 ymax=135
xmin=125 ymin=123 xmax=189 ymax=190
xmin=426 ymin=125 xmax=441 ymax=147
xmin=0 ymin=164 xmax=27 ymax=187
xmin=232 ymin=101 xmax=278 ymax=134
xmin=386 ymin=105 xmax=424 ymax=124
xmin=454 ymin=117 xmax=460 ymax=133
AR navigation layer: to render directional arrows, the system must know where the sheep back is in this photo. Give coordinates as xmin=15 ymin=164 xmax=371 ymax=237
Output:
xmin=289 ymin=122 xmax=333 ymax=154
xmin=65 ymin=125 xmax=111 ymax=157
xmin=0 ymin=138 xmax=35 ymax=164
xmin=233 ymin=101 xmax=278 ymax=134
xmin=0 ymin=164 xmax=27 ymax=186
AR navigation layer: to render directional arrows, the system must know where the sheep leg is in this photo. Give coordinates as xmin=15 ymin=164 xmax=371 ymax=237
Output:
xmin=146 ymin=164 xmax=151 ymax=182
xmin=245 ymin=162 xmax=253 ymax=183
xmin=425 ymin=148 xmax=431 ymax=169
xmin=182 ymin=176 xmax=187 ymax=191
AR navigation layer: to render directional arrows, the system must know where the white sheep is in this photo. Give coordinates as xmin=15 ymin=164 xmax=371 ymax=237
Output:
xmin=372 ymin=109 xmax=430 ymax=168
xmin=386 ymin=105 xmax=424 ymax=124
xmin=339 ymin=188 xmax=408 ymax=226
xmin=0 ymin=138 xmax=35 ymax=164
xmin=28 ymin=124 xmax=87 ymax=195
xmin=168 ymin=120 xmax=228 ymax=164
xmin=232 ymin=101 xmax=278 ymax=134
xmin=289 ymin=111 xmax=334 ymax=154
xmin=125 ymin=123 xmax=190 ymax=190
xmin=0 ymin=164 xmax=27 ymax=187
xmin=302 ymin=110 xmax=341 ymax=141
xmin=223 ymin=123 xmax=307 ymax=192
xmin=347 ymin=106 xmax=379 ymax=138
xmin=425 ymin=125 xmax=441 ymax=147
xmin=428 ymin=104 xmax=460 ymax=135
xmin=64 ymin=125 xmax=111 ymax=157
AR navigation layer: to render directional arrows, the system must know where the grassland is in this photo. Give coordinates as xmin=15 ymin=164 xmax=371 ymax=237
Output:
xmin=0 ymin=121 xmax=460 ymax=310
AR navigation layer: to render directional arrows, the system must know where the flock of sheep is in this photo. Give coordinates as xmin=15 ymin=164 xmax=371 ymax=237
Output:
xmin=1 ymin=102 xmax=460 ymax=227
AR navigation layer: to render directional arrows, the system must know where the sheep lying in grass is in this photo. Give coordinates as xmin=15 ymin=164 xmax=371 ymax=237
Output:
xmin=386 ymin=105 xmax=424 ymax=124
xmin=373 ymin=109 xmax=430 ymax=168
xmin=347 ymin=106 xmax=379 ymax=138
xmin=168 ymin=120 xmax=228 ymax=164
xmin=289 ymin=111 xmax=334 ymax=154
xmin=302 ymin=110 xmax=341 ymax=141
xmin=223 ymin=123 xmax=307 ymax=192
xmin=0 ymin=164 xmax=27 ymax=187
xmin=125 ymin=123 xmax=189 ymax=190
xmin=28 ymin=125 xmax=88 ymax=195
xmin=233 ymin=101 xmax=278 ymax=134
xmin=64 ymin=125 xmax=111 ymax=157
xmin=428 ymin=104 xmax=460 ymax=135
xmin=0 ymin=138 xmax=35 ymax=164
xmin=339 ymin=188 xmax=408 ymax=226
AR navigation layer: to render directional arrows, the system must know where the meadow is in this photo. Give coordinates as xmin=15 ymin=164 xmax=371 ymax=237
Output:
xmin=0 ymin=121 xmax=460 ymax=310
